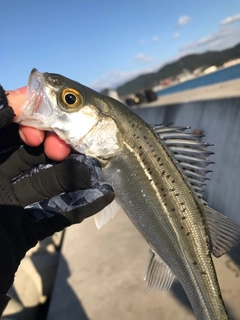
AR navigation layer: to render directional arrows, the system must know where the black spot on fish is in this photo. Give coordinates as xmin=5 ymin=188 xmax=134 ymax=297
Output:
xmin=170 ymin=188 xmax=175 ymax=192
xmin=181 ymin=216 xmax=186 ymax=220
xmin=181 ymin=226 xmax=184 ymax=230
xmin=159 ymin=163 xmax=164 ymax=166
xmin=180 ymin=202 xmax=185 ymax=206
xmin=161 ymin=187 xmax=164 ymax=191
xmin=193 ymin=261 xmax=197 ymax=265
xmin=163 ymin=194 xmax=166 ymax=197
xmin=201 ymin=271 xmax=207 ymax=275
xmin=186 ymin=231 xmax=191 ymax=236
xmin=175 ymin=193 xmax=180 ymax=197
xmin=172 ymin=180 xmax=175 ymax=183
xmin=171 ymin=208 xmax=175 ymax=212
xmin=164 ymin=203 xmax=167 ymax=206
xmin=157 ymin=157 xmax=161 ymax=162
xmin=166 ymin=174 xmax=170 ymax=178
xmin=161 ymin=170 xmax=165 ymax=176
xmin=143 ymin=136 xmax=147 ymax=139
xmin=139 ymin=146 xmax=142 ymax=149
xmin=181 ymin=208 xmax=186 ymax=213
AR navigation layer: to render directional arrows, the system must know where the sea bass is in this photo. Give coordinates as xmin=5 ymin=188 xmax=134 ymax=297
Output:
xmin=17 ymin=69 xmax=240 ymax=320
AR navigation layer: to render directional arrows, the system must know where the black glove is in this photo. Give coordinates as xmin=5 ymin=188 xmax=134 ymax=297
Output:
xmin=0 ymin=143 xmax=114 ymax=302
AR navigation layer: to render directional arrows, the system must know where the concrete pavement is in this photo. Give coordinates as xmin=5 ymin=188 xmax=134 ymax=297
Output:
xmin=47 ymin=209 xmax=240 ymax=320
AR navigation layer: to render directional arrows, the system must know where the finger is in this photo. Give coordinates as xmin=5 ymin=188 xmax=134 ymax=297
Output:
xmin=44 ymin=132 xmax=71 ymax=161
xmin=0 ymin=123 xmax=21 ymax=149
xmin=25 ymin=183 xmax=115 ymax=240
xmin=6 ymin=87 xmax=27 ymax=120
xmin=19 ymin=125 xmax=45 ymax=146
xmin=13 ymin=154 xmax=102 ymax=207
xmin=0 ymin=144 xmax=46 ymax=180
xmin=63 ymin=183 xmax=115 ymax=223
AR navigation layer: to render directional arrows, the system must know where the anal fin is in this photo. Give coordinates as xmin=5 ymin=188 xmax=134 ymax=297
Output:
xmin=144 ymin=248 xmax=175 ymax=291
xmin=205 ymin=206 xmax=240 ymax=258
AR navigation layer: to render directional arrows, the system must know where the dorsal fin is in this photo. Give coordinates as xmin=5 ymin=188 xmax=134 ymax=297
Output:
xmin=152 ymin=124 xmax=214 ymax=197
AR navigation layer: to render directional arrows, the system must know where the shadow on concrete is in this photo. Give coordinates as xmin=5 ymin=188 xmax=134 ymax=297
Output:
xmin=46 ymin=253 xmax=89 ymax=320
xmin=3 ymin=251 xmax=89 ymax=320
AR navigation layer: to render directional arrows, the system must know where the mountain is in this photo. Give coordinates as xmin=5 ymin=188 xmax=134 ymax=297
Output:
xmin=112 ymin=42 xmax=240 ymax=97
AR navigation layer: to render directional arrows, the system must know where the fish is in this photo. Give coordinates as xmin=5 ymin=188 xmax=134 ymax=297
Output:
xmin=17 ymin=68 xmax=240 ymax=320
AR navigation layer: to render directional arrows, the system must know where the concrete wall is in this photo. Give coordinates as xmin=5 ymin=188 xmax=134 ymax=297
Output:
xmin=134 ymin=98 xmax=240 ymax=224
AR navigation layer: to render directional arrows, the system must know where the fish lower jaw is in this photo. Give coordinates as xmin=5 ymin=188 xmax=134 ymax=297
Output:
xmin=73 ymin=143 xmax=118 ymax=162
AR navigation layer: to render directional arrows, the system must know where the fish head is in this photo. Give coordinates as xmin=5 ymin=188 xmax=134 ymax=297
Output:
xmin=17 ymin=69 xmax=121 ymax=158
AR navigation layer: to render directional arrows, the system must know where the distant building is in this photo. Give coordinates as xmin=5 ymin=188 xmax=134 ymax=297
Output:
xmin=223 ymin=58 xmax=240 ymax=68
xmin=203 ymin=65 xmax=217 ymax=74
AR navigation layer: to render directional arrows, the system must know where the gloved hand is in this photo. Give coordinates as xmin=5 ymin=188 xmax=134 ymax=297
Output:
xmin=0 ymin=143 xmax=114 ymax=301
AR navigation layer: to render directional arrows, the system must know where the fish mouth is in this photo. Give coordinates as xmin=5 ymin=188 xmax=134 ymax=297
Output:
xmin=17 ymin=69 xmax=54 ymax=127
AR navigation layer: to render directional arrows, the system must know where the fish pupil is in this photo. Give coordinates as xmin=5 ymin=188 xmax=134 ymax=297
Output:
xmin=65 ymin=93 xmax=76 ymax=105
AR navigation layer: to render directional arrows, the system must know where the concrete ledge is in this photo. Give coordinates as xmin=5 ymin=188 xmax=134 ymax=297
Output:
xmin=137 ymin=79 xmax=240 ymax=108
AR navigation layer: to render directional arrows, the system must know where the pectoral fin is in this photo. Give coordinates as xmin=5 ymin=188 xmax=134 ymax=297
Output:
xmin=205 ymin=206 xmax=240 ymax=257
xmin=94 ymin=199 xmax=122 ymax=229
xmin=144 ymin=248 xmax=175 ymax=291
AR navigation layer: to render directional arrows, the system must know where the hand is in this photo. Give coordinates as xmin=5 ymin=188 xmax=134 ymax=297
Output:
xmin=0 ymin=144 xmax=114 ymax=298
xmin=6 ymin=87 xmax=71 ymax=161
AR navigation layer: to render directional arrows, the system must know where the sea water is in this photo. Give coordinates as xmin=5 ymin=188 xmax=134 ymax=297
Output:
xmin=156 ymin=63 xmax=240 ymax=97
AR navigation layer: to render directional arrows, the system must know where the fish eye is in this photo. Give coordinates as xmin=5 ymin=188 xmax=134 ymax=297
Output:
xmin=61 ymin=88 xmax=83 ymax=112
xmin=65 ymin=93 xmax=76 ymax=105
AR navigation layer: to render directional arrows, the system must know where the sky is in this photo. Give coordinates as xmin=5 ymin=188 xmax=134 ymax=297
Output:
xmin=1 ymin=0 xmax=240 ymax=91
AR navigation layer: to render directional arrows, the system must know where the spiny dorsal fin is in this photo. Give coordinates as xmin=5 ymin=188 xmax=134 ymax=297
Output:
xmin=205 ymin=206 xmax=240 ymax=257
xmin=152 ymin=124 xmax=214 ymax=197
xmin=152 ymin=125 xmax=240 ymax=257
xmin=144 ymin=248 xmax=175 ymax=291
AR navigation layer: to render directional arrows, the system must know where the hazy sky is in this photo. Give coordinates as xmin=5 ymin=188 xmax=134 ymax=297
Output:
xmin=1 ymin=0 xmax=240 ymax=91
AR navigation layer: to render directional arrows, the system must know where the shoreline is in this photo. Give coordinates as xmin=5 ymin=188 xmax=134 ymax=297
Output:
xmin=154 ymin=61 xmax=240 ymax=93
